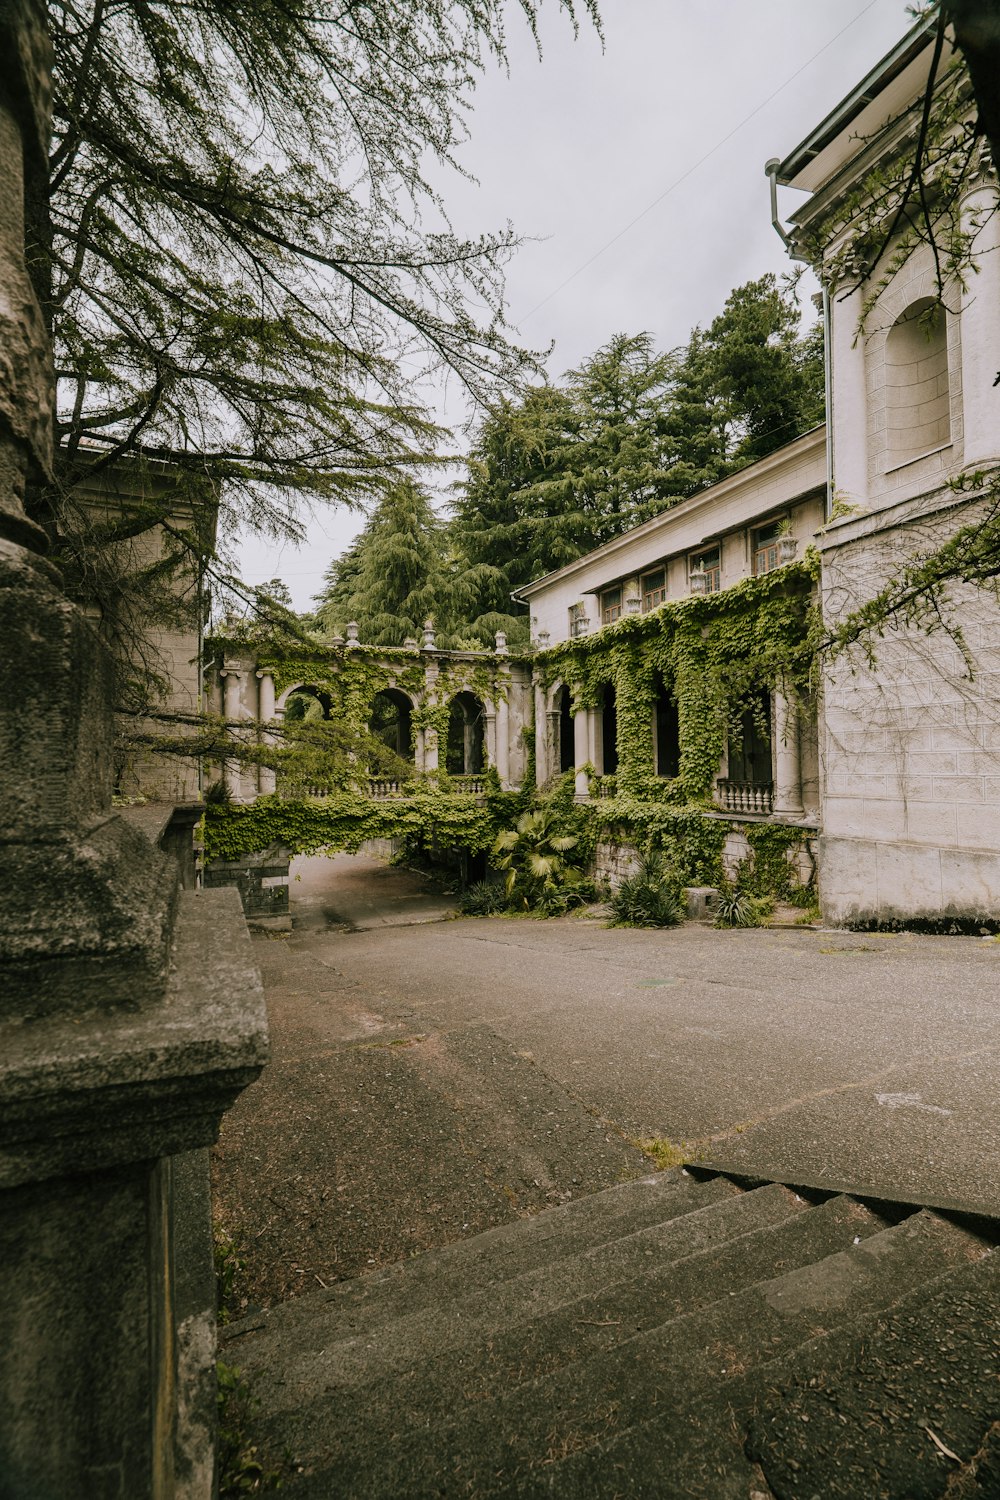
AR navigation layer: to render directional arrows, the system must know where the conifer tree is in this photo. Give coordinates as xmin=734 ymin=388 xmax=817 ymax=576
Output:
xmin=314 ymin=480 xmax=453 ymax=646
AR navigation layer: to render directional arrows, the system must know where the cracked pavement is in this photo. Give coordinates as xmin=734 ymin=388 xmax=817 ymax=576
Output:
xmin=213 ymin=854 xmax=1000 ymax=1307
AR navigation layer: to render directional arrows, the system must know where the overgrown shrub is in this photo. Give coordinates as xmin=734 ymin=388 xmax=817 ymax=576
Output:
xmin=459 ymin=878 xmax=508 ymax=916
xmin=493 ymin=807 xmax=590 ymax=915
xmin=607 ymin=854 xmax=684 ymax=929
xmin=714 ymin=885 xmax=773 ymax=928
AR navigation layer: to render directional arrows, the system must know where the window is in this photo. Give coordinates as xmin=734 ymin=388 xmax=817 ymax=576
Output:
xmin=601 ymin=585 xmax=623 ymax=626
xmin=569 ymin=602 xmax=588 ymax=638
xmin=689 ymin=547 xmax=721 ymax=593
xmin=654 ymin=678 xmax=680 ymax=779
xmin=753 ymin=519 xmax=784 ymax=577
xmin=642 ymin=567 xmax=667 ymax=613
xmin=885 ymin=298 xmax=950 ymax=465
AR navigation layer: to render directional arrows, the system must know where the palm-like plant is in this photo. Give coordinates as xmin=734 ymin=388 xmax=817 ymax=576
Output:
xmin=493 ymin=809 xmax=587 ymax=914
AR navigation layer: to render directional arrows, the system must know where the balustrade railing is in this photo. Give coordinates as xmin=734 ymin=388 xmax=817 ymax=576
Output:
xmin=449 ymin=774 xmax=487 ymax=795
xmin=367 ymin=778 xmax=404 ymax=798
xmin=716 ymin=779 xmax=774 ymax=816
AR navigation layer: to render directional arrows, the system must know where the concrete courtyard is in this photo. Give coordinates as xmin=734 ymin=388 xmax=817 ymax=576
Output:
xmin=213 ymin=853 xmax=1000 ymax=1310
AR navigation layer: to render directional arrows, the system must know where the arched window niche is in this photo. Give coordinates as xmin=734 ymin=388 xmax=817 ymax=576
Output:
xmin=885 ymin=297 xmax=951 ymax=467
xmin=370 ymin=688 xmax=414 ymax=762
xmin=445 ymin=691 xmax=485 ymax=775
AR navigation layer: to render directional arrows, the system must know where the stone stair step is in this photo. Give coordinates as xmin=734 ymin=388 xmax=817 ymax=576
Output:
xmin=745 ymin=1243 xmax=1000 ymax=1500
xmin=502 ymin=1214 xmax=996 ymax=1500
xmin=225 ymin=1168 xmax=738 ymax=1353
xmin=325 ymin=1209 xmax=988 ymax=1500
xmin=523 ymin=1234 xmax=1000 ymax=1500
xmin=236 ymin=1182 xmax=815 ymax=1428
xmin=252 ymin=1190 xmax=889 ymax=1490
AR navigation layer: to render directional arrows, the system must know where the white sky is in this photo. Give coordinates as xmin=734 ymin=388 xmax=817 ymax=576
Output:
xmin=237 ymin=0 xmax=915 ymax=612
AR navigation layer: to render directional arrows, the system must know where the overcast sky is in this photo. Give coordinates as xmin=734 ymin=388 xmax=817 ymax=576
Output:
xmin=237 ymin=0 xmax=915 ymax=612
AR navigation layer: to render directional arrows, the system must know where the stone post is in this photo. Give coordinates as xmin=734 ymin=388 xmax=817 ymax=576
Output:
xmin=220 ymin=664 xmax=244 ymax=799
xmin=533 ymin=672 xmax=547 ymax=786
xmin=495 ymin=685 xmax=511 ymax=788
xmin=256 ymin=669 xmax=277 ymax=795
xmin=0 ymin=14 xmax=267 ymax=1497
xmin=772 ymin=677 xmax=804 ymax=819
xmin=484 ymin=705 xmax=498 ymax=774
xmin=573 ymin=699 xmax=590 ymax=799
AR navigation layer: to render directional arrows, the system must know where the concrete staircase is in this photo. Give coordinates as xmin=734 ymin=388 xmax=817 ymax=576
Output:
xmin=224 ymin=1169 xmax=1000 ymax=1498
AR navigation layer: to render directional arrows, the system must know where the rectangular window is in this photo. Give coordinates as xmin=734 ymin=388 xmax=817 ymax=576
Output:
xmin=642 ymin=567 xmax=667 ymax=613
xmin=690 ymin=547 xmax=721 ymax=594
xmin=568 ymin=602 xmax=588 ymax=639
xmin=753 ymin=519 xmax=785 ymax=577
xmin=601 ymin=585 xmax=623 ymax=626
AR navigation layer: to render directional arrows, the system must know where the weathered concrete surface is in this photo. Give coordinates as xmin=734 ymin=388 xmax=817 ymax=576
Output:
xmin=290 ymin=852 xmax=458 ymax=931
xmin=214 ymin=853 xmax=1000 ymax=1315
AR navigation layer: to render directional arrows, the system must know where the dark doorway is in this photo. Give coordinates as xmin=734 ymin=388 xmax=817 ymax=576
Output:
xmin=446 ymin=692 xmax=485 ymax=774
xmin=370 ymin=689 xmax=414 ymax=761
xmin=601 ymin=683 xmax=618 ymax=776
xmin=655 ymin=678 xmax=680 ymax=779
xmin=557 ymin=685 xmax=575 ymax=774
xmin=728 ymin=692 xmax=772 ymax=784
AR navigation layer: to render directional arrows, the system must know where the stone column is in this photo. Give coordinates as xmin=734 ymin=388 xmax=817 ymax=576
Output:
xmin=256 ymin=670 xmax=276 ymax=795
xmin=573 ymin=700 xmax=590 ymax=799
xmin=959 ymin=186 xmax=1000 ymax=470
xmin=772 ymin=678 xmax=804 ymax=819
xmin=830 ymin=275 xmax=869 ymax=510
xmin=495 ymin=688 xmax=511 ymax=788
xmin=588 ymin=706 xmax=603 ymax=776
xmin=220 ymin=666 xmax=243 ymax=799
xmin=533 ymin=673 xmax=547 ymax=786
xmin=0 ymin=12 xmax=267 ymax=1497
xmin=546 ymin=710 xmax=560 ymax=780
xmin=484 ymin=706 xmax=498 ymax=775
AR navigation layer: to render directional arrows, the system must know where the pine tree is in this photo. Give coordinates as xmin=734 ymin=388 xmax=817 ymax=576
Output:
xmin=314 ymin=480 xmax=452 ymax=646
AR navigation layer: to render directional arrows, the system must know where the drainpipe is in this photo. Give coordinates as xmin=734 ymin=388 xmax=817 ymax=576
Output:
xmin=766 ymin=158 xmax=833 ymax=518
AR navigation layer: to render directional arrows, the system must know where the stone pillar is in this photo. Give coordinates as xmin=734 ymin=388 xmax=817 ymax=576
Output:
xmin=546 ymin=711 xmax=560 ymax=780
xmin=256 ymin=670 xmax=276 ymax=796
xmin=0 ymin=15 xmax=267 ymax=1496
xmin=830 ymin=275 xmax=869 ymax=510
xmin=485 ymin=702 xmax=500 ymax=774
xmin=588 ymin=706 xmax=602 ymax=776
xmin=573 ymin=700 xmax=590 ymax=799
xmin=772 ymin=678 xmax=804 ymax=819
xmin=959 ymin=187 xmax=1000 ymax=470
xmin=533 ymin=673 xmax=547 ymax=787
xmin=495 ymin=689 xmax=511 ymax=789
xmin=220 ymin=666 xmax=243 ymax=799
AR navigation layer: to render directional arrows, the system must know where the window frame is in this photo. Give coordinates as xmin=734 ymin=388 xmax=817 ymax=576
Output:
xmin=641 ymin=566 xmax=668 ymax=613
xmin=752 ymin=518 xmax=786 ymax=578
xmin=600 ymin=585 xmax=623 ymax=626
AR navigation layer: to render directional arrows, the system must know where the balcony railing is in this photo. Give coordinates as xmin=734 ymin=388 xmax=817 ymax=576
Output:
xmin=716 ymin=779 xmax=773 ymax=816
xmin=367 ymin=778 xmax=405 ymax=798
xmin=449 ymin=774 xmax=487 ymax=795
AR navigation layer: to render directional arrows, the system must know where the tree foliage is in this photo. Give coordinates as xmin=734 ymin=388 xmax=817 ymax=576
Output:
xmin=44 ymin=0 xmax=599 ymax=543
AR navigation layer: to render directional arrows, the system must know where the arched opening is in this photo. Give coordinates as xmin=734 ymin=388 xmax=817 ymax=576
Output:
xmin=283 ymin=685 xmax=333 ymax=722
xmin=654 ymin=676 xmax=680 ymax=779
xmin=601 ymin=683 xmax=618 ymax=776
xmin=445 ymin=691 xmax=485 ymax=774
xmin=886 ymin=298 xmax=950 ymax=464
xmin=556 ymin=685 xmax=575 ymax=774
xmin=370 ymin=688 xmax=414 ymax=762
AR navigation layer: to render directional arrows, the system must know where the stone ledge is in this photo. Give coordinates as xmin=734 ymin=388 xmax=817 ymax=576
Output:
xmin=0 ymin=887 xmax=268 ymax=1188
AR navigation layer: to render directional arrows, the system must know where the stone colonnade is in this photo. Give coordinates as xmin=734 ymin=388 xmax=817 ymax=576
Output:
xmin=208 ymin=651 xmax=533 ymax=798
xmin=533 ymin=670 xmax=819 ymax=822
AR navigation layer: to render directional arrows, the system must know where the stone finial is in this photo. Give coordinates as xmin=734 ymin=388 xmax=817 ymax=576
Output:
xmin=494 ymin=630 xmax=508 ymax=655
xmin=778 ymin=534 xmax=798 ymax=563
xmin=422 ymin=618 xmax=436 ymax=650
xmin=625 ymin=595 xmax=641 ymax=615
xmin=689 ymin=568 xmax=708 ymax=596
xmin=403 ymin=636 xmax=418 ymax=650
xmin=537 ymin=630 xmax=551 ymax=649
xmin=346 ymin=620 xmax=359 ymax=644
xmin=330 ymin=632 xmax=345 ymax=646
